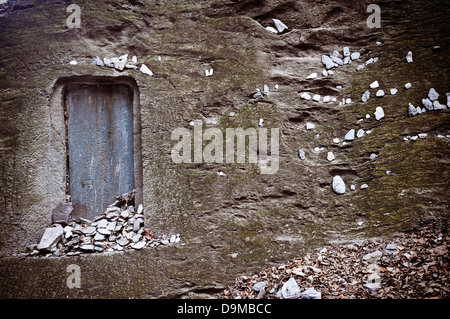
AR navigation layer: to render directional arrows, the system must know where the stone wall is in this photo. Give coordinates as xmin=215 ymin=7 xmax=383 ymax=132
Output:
xmin=0 ymin=0 xmax=449 ymax=298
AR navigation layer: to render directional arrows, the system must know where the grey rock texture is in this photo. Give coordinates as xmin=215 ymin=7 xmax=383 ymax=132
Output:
xmin=0 ymin=0 xmax=449 ymax=300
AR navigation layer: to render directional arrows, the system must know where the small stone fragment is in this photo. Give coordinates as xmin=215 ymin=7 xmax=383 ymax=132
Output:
xmin=327 ymin=151 xmax=335 ymax=161
xmin=332 ymin=175 xmax=346 ymax=194
xmin=281 ymin=278 xmax=300 ymax=299
xmin=37 ymin=225 xmax=64 ymax=251
xmin=321 ymin=55 xmax=335 ymax=69
xmin=374 ymin=106 xmax=385 ymax=120
xmin=139 ymin=64 xmax=153 ymax=76
xmin=272 ymin=18 xmax=288 ymax=33
xmin=376 ymin=89 xmax=385 ymax=97
xmin=362 ymin=91 xmax=370 ymax=102
xmin=406 ymin=51 xmax=413 ymax=63
xmin=131 ymin=241 xmax=146 ymax=250
xmin=266 ymin=26 xmax=278 ymax=33
xmin=370 ymin=81 xmax=379 ymax=89
xmin=306 ymin=72 xmax=317 ymax=80
xmin=357 ymin=129 xmax=365 ymax=138
xmin=405 ymin=82 xmax=412 ymax=90
xmin=343 ymin=46 xmax=350 ymax=57
xmin=345 ymin=129 xmax=355 ymax=141
xmin=422 ymin=98 xmax=433 ymax=111
xmin=428 ymin=88 xmax=439 ymax=101
xmin=300 ymin=287 xmax=321 ymax=299
xmin=408 ymin=103 xmax=417 ymax=116
xmin=350 ymin=52 xmax=360 ymax=60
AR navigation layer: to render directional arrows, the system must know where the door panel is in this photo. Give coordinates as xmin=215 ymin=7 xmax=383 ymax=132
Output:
xmin=66 ymin=84 xmax=134 ymax=219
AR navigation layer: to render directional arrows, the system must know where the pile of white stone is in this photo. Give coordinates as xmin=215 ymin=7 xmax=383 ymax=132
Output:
xmin=26 ymin=194 xmax=180 ymax=257
xmin=91 ymin=54 xmax=154 ymax=76
xmin=408 ymin=88 xmax=449 ymax=116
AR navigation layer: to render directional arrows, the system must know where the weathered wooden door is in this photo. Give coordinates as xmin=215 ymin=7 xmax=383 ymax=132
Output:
xmin=66 ymin=84 xmax=135 ymax=219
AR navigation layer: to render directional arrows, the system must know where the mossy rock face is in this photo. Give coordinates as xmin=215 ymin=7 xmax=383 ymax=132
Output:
xmin=0 ymin=0 xmax=449 ymax=298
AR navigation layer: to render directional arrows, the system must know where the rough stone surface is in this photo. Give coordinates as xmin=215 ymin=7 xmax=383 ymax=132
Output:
xmin=0 ymin=0 xmax=449 ymax=301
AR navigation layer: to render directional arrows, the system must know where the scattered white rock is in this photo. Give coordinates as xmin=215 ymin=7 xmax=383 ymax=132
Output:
xmin=229 ymin=111 xmax=235 ymax=117
xmin=327 ymin=151 xmax=335 ymax=161
xmin=332 ymin=176 xmax=346 ymax=194
xmin=345 ymin=98 xmax=352 ymax=104
xmin=91 ymin=56 xmax=104 ymax=67
xmin=306 ymin=72 xmax=317 ymax=80
xmin=422 ymin=98 xmax=433 ymax=111
xmin=350 ymin=185 xmax=356 ymax=191
xmin=376 ymin=89 xmax=385 ymax=97
xmin=428 ymin=88 xmax=439 ymax=101
xmin=139 ymin=64 xmax=153 ymax=76
xmin=365 ymin=58 xmax=374 ymax=66
xmin=418 ymin=133 xmax=428 ymax=139
xmin=259 ymin=118 xmax=264 ymax=127
xmin=405 ymin=82 xmax=412 ymax=90
xmin=322 ymin=96 xmax=331 ymax=103
xmin=205 ymin=68 xmax=214 ymax=77
xmin=343 ymin=47 xmax=350 ymax=57
xmin=345 ymin=129 xmax=355 ymax=141
xmin=447 ymin=93 xmax=450 ymax=108
xmin=374 ymin=106 xmax=385 ymax=120
xmin=433 ymin=100 xmax=445 ymax=110
xmin=69 ymin=60 xmax=77 ymax=65
xmin=360 ymin=184 xmax=369 ymax=190
xmin=300 ymin=287 xmax=321 ymax=299
xmin=263 ymin=84 xmax=270 ymax=93
xmin=331 ymin=55 xmax=343 ymax=66
xmin=300 ymin=92 xmax=312 ymax=100
xmin=306 ymin=122 xmax=315 ymax=130
xmin=370 ymin=153 xmax=377 ymax=160
xmin=370 ymin=81 xmax=379 ymax=89
xmin=280 ymin=278 xmax=300 ymax=299
xmin=333 ymin=138 xmax=340 ymax=144
xmin=362 ymin=91 xmax=370 ymax=102
xmin=272 ymin=18 xmax=288 ymax=33
xmin=357 ymin=129 xmax=365 ymax=138
xmin=321 ymin=55 xmax=336 ymax=69
xmin=322 ymin=69 xmax=328 ymax=77
xmin=406 ymin=51 xmax=413 ymax=63
xmin=408 ymin=103 xmax=417 ymax=116
xmin=390 ymin=88 xmax=398 ymax=95
xmin=356 ymin=64 xmax=365 ymax=71
xmin=313 ymin=94 xmax=321 ymax=102
xmin=131 ymin=241 xmax=146 ymax=250
xmin=298 ymin=149 xmax=306 ymax=160
xmin=37 ymin=225 xmax=64 ymax=251
xmin=350 ymin=52 xmax=360 ymax=60
xmin=266 ymin=26 xmax=278 ymax=34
